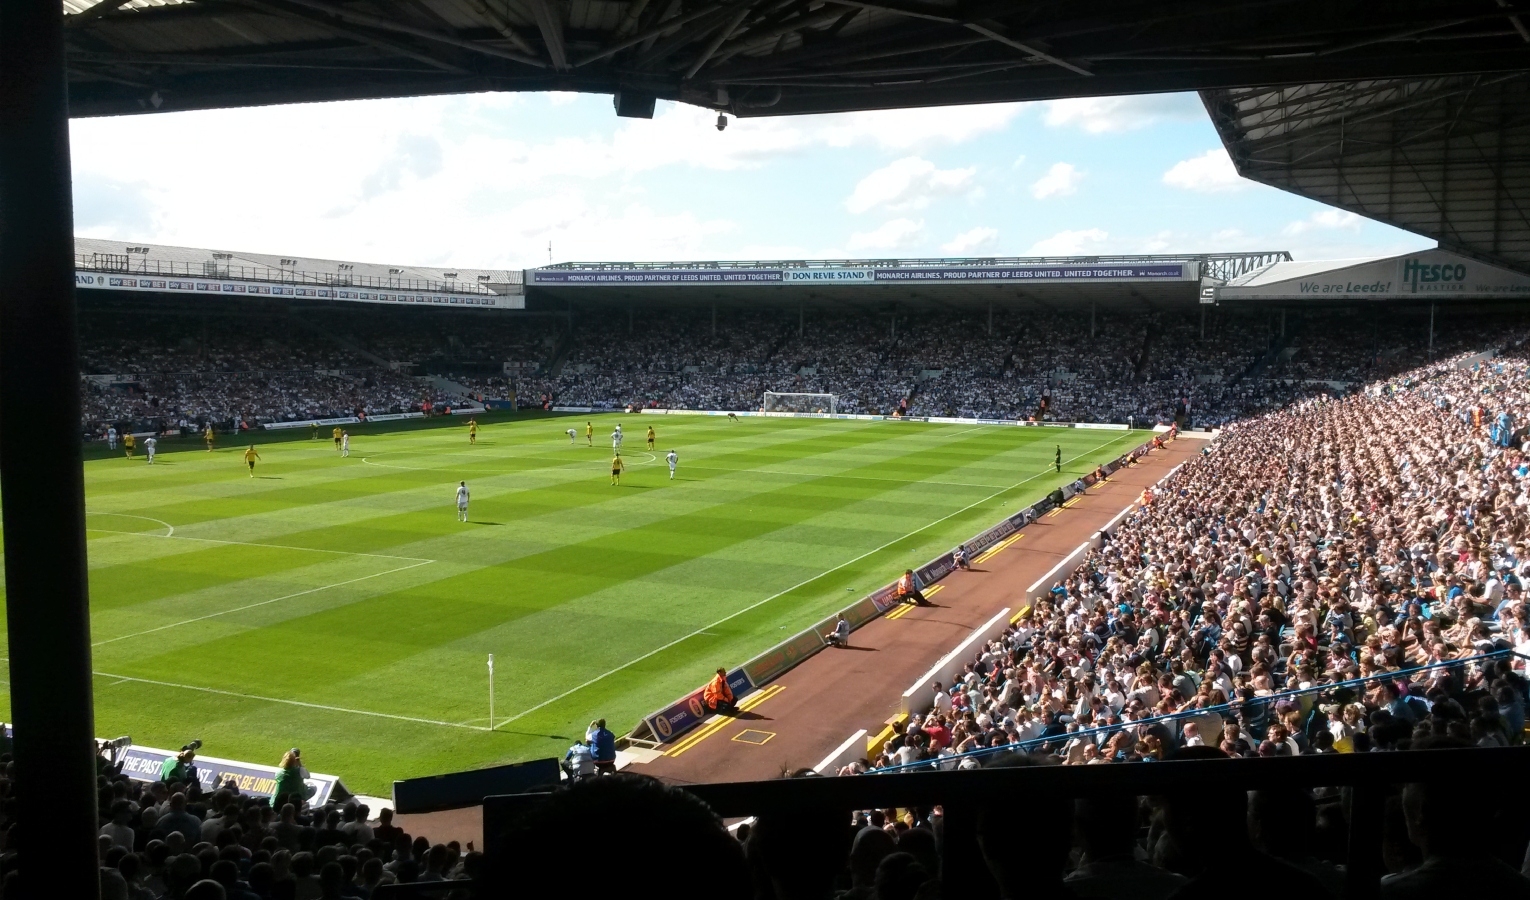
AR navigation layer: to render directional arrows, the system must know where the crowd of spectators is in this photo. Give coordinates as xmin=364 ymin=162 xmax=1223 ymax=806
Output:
xmin=72 ymin=746 xmax=475 ymax=900
xmin=876 ymin=347 xmax=1530 ymax=774
xmin=79 ymin=299 xmax=1518 ymax=436
xmin=76 ymin=305 xmax=495 ymax=436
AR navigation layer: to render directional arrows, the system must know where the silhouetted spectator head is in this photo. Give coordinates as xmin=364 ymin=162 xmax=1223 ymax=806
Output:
xmin=507 ymin=774 xmax=743 ymax=888
xmin=874 ymin=852 xmax=931 ymax=900
xmin=848 ymin=826 xmax=897 ymax=889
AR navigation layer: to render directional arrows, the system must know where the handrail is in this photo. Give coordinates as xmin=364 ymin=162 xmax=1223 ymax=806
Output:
xmin=75 ymin=254 xmax=498 ymax=296
xmin=872 ymin=648 xmax=1522 ymax=774
xmin=538 ymin=251 xmax=1292 ymax=272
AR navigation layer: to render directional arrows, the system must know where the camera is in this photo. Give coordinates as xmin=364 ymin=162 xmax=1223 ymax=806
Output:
xmin=716 ymin=113 xmax=728 ymax=132
xmin=182 ymin=739 xmax=203 ymax=753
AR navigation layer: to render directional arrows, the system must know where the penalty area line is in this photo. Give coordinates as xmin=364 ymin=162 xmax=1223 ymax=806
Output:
xmin=85 ymin=526 xmax=433 ymax=563
xmin=92 ymin=559 xmax=435 ymax=647
xmin=494 ymin=433 xmax=1132 ymax=728
xmin=92 ymin=670 xmax=485 ymax=731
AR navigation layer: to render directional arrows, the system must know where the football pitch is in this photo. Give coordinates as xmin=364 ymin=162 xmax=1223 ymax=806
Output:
xmin=0 ymin=413 xmax=1148 ymax=794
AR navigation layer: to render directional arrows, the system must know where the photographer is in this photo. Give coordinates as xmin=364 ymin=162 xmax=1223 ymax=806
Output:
xmin=272 ymin=748 xmax=317 ymax=808
xmin=160 ymin=741 xmax=201 ymax=786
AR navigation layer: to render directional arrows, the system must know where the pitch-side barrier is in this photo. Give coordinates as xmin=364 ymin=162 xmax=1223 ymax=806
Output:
xmin=639 ymin=407 xmax=1137 ymax=429
xmin=624 ymin=430 xmax=1183 ymax=749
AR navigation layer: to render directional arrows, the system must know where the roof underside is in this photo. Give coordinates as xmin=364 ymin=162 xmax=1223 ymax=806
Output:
xmin=62 ymin=0 xmax=1530 ymax=117
xmin=59 ymin=0 xmax=1530 ymax=275
xmin=1206 ymin=73 xmax=1530 ymax=273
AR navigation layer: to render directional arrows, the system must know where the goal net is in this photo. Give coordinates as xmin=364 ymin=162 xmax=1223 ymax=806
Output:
xmin=762 ymin=391 xmax=838 ymax=415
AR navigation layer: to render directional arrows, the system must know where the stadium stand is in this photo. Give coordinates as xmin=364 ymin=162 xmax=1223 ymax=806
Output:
xmin=870 ymin=345 xmax=1530 ymax=773
xmin=81 ymin=290 xmax=1528 ymax=440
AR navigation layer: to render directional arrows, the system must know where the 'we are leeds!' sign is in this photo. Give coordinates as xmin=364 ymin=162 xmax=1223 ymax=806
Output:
xmin=531 ymin=263 xmax=1190 ymax=286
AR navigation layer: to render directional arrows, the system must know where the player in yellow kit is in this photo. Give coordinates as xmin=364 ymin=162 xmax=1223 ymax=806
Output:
xmin=585 ymin=421 xmax=593 ymax=447
xmin=646 ymin=426 xmax=656 ymax=450
xmin=243 ymin=445 xmax=261 ymax=477
xmin=332 ymin=426 xmax=342 ymax=449
xmin=204 ymin=425 xmax=215 ymax=452
xmin=610 ymin=453 xmax=624 ymax=486
xmin=468 ymin=419 xmax=478 ymax=444
xmin=123 ymin=433 xmax=135 ymax=458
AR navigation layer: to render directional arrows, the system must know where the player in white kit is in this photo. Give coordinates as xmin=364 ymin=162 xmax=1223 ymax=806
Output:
xmin=667 ymin=450 xmax=678 ymax=480
xmin=567 ymin=428 xmax=578 ymax=444
xmin=612 ymin=427 xmax=623 ymax=450
xmin=341 ymin=431 xmax=350 ymax=457
xmin=144 ymin=435 xmax=157 ymax=464
xmin=106 ymin=426 xmax=118 ymax=450
xmin=455 ymin=481 xmax=470 ymax=522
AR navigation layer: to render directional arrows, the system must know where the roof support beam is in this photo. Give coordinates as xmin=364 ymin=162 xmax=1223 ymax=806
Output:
xmin=463 ymin=0 xmax=541 ymax=58
xmin=685 ymin=3 xmax=755 ymax=80
xmin=524 ymin=0 xmax=567 ymax=70
xmin=247 ymin=0 xmax=546 ymax=67
xmin=235 ymin=0 xmax=475 ymax=73
xmin=827 ymin=1 xmax=1091 ymax=76
xmin=572 ymin=3 xmax=725 ymax=67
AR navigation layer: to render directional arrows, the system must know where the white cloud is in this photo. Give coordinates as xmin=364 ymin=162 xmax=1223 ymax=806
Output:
xmin=1028 ymin=228 xmax=1108 ymax=256
xmin=1042 ymin=94 xmax=1204 ymax=134
xmin=1012 ymin=155 xmax=1027 ymax=168
xmin=1140 ymin=230 xmax=1174 ymax=253
xmin=942 ymin=226 xmax=998 ymax=255
xmin=846 ymin=157 xmax=977 ymax=214
xmin=816 ymin=103 xmax=1024 ymax=150
xmin=1162 ymin=148 xmax=1246 ymax=193
xmin=1031 ymin=162 xmax=1083 ymax=199
xmin=1282 ymin=209 xmax=1364 ymax=236
xmin=849 ymin=218 xmax=924 ymax=252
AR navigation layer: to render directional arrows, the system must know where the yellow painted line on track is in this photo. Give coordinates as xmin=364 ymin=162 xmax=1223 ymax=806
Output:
xmin=886 ymin=603 xmax=913 ymax=620
xmin=975 ymin=532 xmax=1024 ymax=564
xmin=665 ymin=684 xmax=785 ymax=757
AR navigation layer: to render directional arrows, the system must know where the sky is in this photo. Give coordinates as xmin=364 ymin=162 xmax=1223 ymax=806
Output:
xmin=68 ymin=90 xmax=1434 ymax=270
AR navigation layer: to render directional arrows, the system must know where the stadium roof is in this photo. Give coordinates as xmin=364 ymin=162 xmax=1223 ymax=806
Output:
xmin=59 ymin=1 xmax=1530 ymax=276
xmin=525 ymin=250 xmax=1288 ymax=309
xmin=61 ymin=0 xmax=1530 ymax=118
xmin=73 ymin=236 xmax=522 ymax=294
xmin=1206 ymin=74 xmax=1530 ymax=276
xmin=1218 ymin=246 xmax=1530 ymax=303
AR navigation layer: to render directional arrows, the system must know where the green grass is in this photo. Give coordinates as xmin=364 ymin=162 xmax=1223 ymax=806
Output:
xmin=0 ymin=413 xmax=1148 ymax=795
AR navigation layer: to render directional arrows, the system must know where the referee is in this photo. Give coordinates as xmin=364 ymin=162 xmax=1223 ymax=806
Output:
xmin=1055 ymin=445 xmax=1062 ymax=473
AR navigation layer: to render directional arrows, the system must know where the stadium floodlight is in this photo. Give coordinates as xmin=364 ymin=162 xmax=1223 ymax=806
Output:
xmin=763 ymin=391 xmax=837 ymax=415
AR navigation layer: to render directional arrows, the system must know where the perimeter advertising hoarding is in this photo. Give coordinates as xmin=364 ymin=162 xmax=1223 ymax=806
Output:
xmin=742 ymin=630 xmax=827 ymax=687
xmin=641 ymin=668 xmax=753 ymax=743
xmin=531 ymin=263 xmax=1189 ymax=287
xmin=117 ymin=745 xmax=344 ymax=805
xmin=1218 ymin=249 xmax=1530 ymax=301
xmin=74 ymin=272 xmax=522 ymax=309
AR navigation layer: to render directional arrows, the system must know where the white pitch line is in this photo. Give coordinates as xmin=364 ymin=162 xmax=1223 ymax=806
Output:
xmin=494 ymin=433 xmax=1133 ymax=728
xmin=360 ymin=456 xmax=431 ymax=471
xmin=93 ymin=670 xmax=484 ymax=731
xmin=92 ymin=559 xmax=435 ymax=647
xmin=84 ymin=527 xmax=433 ymax=563
xmin=679 ymin=465 xmax=1003 ymax=489
xmin=86 ymin=513 xmax=175 ymax=537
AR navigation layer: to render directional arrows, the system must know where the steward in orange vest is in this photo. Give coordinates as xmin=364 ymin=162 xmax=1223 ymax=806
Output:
xmin=703 ymin=668 xmax=736 ymax=714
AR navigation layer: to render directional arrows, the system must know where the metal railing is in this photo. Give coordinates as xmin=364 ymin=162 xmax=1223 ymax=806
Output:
xmin=874 ymin=649 xmax=1520 ymax=774
xmin=75 ymin=253 xmax=501 ymax=296
xmin=539 ymin=251 xmax=1292 ymax=273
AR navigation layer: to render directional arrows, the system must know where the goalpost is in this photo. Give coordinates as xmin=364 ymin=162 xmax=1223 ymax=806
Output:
xmin=762 ymin=391 xmax=838 ymax=415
